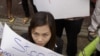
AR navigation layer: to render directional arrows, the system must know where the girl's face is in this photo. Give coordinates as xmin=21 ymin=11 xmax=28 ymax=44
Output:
xmin=31 ymin=25 xmax=51 ymax=46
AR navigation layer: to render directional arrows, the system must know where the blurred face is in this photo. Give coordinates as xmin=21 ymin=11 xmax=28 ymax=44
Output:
xmin=31 ymin=25 xmax=51 ymax=46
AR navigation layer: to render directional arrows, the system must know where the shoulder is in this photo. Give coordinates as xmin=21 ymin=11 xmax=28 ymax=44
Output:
xmin=21 ymin=33 xmax=28 ymax=40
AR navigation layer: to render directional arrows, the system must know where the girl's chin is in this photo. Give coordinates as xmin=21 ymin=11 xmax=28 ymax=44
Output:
xmin=37 ymin=44 xmax=44 ymax=46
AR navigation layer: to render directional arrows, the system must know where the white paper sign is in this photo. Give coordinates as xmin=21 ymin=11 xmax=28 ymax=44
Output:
xmin=34 ymin=0 xmax=89 ymax=19
xmin=1 ymin=24 xmax=63 ymax=56
xmin=0 ymin=22 xmax=3 ymax=39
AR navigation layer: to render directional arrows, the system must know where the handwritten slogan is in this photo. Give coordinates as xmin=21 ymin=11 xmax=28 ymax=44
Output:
xmin=0 ymin=24 xmax=63 ymax=56
xmin=33 ymin=0 xmax=89 ymax=19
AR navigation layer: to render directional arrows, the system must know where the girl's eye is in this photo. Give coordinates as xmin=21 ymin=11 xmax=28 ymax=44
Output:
xmin=43 ymin=34 xmax=48 ymax=37
xmin=33 ymin=33 xmax=39 ymax=36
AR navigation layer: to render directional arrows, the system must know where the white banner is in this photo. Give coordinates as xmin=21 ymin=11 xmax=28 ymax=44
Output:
xmin=1 ymin=24 xmax=63 ymax=56
xmin=34 ymin=0 xmax=89 ymax=19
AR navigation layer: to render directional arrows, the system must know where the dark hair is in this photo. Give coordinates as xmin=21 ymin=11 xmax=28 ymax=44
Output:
xmin=28 ymin=12 xmax=56 ymax=50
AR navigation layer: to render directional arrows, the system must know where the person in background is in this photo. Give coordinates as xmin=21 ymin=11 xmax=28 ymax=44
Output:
xmin=88 ymin=0 xmax=100 ymax=55
xmin=88 ymin=0 xmax=100 ymax=41
xmin=7 ymin=0 xmax=38 ymax=23
xmin=22 ymin=0 xmax=37 ymax=24
xmin=55 ymin=18 xmax=84 ymax=56
xmin=6 ymin=0 xmax=15 ymax=23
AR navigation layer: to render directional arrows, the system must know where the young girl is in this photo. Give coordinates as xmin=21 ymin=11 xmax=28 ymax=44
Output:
xmin=25 ymin=11 xmax=56 ymax=50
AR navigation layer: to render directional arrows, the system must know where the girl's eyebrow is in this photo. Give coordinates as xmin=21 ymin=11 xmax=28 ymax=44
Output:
xmin=43 ymin=32 xmax=49 ymax=34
